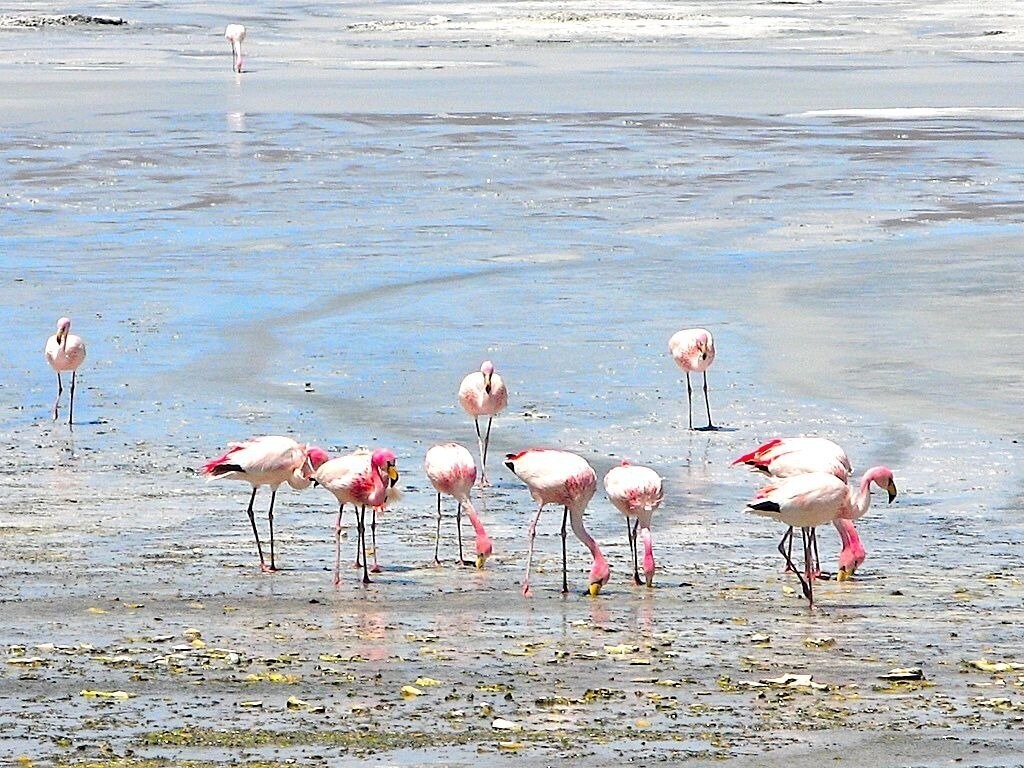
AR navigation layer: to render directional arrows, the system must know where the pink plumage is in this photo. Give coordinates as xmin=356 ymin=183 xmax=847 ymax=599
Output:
xmin=458 ymin=360 xmax=508 ymax=486
xmin=44 ymin=316 xmax=87 ymax=425
xmin=314 ymin=448 xmax=399 ymax=584
xmin=201 ymin=435 xmax=318 ymax=572
xmin=604 ymin=461 xmax=663 ymax=587
xmin=668 ymin=328 xmax=716 ymax=430
xmin=505 ymin=449 xmax=608 ymax=597
xmin=424 ymin=442 xmax=492 ymax=568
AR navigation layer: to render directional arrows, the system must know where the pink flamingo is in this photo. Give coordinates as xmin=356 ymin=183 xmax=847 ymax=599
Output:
xmin=732 ymin=437 xmax=866 ymax=579
xmin=313 ymin=449 xmax=399 ymax=584
xmin=746 ymin=466 xmax=897 ymax=607
xmin=424 ymin=443 xmax=493 ymax=569
xmin=201 ymin=436 xmax=323 ymax=572
xmin=668 ymin=328 xmax=716 ymax=430
xmin=504 ymin=449 xmax=609 ymax=597
xmin=603 ymin=462 xmax=663 ymax=587
xmin=458 ymin=361 xmax=508 ymax=487
xmin=225 ymin=23 xmax=245 ymax=72
xmin=44 ymin=317 xmax=87 ymax=425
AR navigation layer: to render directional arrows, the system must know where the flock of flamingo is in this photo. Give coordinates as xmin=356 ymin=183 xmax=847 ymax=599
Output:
xmin=45 ymin=313 xmax=897 ymax=609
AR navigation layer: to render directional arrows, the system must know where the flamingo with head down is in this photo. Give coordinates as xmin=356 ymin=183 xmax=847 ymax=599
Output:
xmin=505 ymin=449 xmax=609 ymax=597
xmin=225 ymin=23 xmax=246 ymax=72
xmin=424 ymin=442 xmax=493 ymax=568
xmin=603 ymin=462 xmax=663 ymax=587
xmin=746 ymin=466 xmax=897 ymax=608
xmin=732 ymin=437 xmax=868 ymax=580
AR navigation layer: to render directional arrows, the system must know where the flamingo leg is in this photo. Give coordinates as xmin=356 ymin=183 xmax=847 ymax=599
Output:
xmin=370 ymin=508 xmax=381 ymax=573
xmin=52 ymin=372 xmax=63 ymax=421
xmin=474 ymin=417 xmax=490 ymax=487
xmin=358 ymin=505 xmax=371 ymax=584
xmin=701 ymin=370 xmax=713 ymax=430
xmin=685 ymin=372 xmax=693 ymax=430
xmin=333 ymin=503 xmax=344 ymax=586
xmin=800 ymin=527 xmax=815 ymax=607
xmin=481 ymin=417 xmax=494 ymax=486
xmin=630 ymin=518 xmax=642 ymax=586
xmin=244 ymin=486 xmax=266 ymax=570
xmin=456 ymin=502 xmax=468 ymax=566
xmin=433 ymin=493 xmax=443 ymax=565
xmin=777 ymin=529 xmax=800 ymax=578
xmin=266 ymin=489 xmax=278 ymax=572
xmin=523 ymin=502 xmax=544 ymax=596
xmin=560 ymin=506 xmax=570 ymax=595
xmin=68 ymin=370 xmax=77 ymax=426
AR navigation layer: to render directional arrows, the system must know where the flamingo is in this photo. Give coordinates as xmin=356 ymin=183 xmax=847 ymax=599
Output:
xmin=668 ymin=328 xmax=716 ymax=430
xmin=603 ymin=462 xmax=663 ymax=587
xmin=458 ymin=361 xmax=508 ymax=487
xmin=201 ymin=436 xmax=323 ymax=572
xmin=313 ymin=449 xmax=399 ymax=584
xmin=224 ymin=23 xmax=245 ymax=72
xmin=746 ymin=466 xmax=897 ymax=607
xmin=44 ymin=317 xmax=87 ymax=426
xmin=732 ymin=437 xmax=867 ymax=579
xmin=424 ymin=443 xmax=493 ymax=569
xmin=504 ymin=449 xmax=609 ymax=597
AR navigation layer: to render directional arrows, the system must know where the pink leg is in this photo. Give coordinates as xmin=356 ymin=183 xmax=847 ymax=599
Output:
xmin=522 ymin=502 xmax=544 ymax=597
xmin=370 ymin=508 xmax=382 ymax=573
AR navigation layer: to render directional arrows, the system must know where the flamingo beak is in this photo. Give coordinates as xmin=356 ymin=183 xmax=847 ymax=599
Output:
xmin=886 ymin=479 xmax=898 ymax=503
xmin=387 ymin=465 xmax=399 ymax=487
xmin=475 ymin=552 xmax=488 ymax=570
xmin=484 ymin=371 xmax=492 ymax=395
xmin=588 ymin=582 xmax=603 ymax=597
xmin=645 ymin=572 xmax=654 ymax=588
xmin=836 ymin=568 xmax=852 ymax=582
xmin=57 ymin=328 xmax=67 ymax=347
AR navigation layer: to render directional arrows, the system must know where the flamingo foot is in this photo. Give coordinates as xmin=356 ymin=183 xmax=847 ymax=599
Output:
xmin=522 ymin=583 xmax=533 ymax=598
xmin=260 ymin=563 xmax=277 ymax=574
xmin=694 ymin=424 xmax=720 ymax=432
xmin=370 ymin=564 xmax=382 ymax=574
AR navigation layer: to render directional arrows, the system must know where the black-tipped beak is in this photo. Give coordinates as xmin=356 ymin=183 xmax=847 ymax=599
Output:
xmin=504 ymin=461 xmax=515 ymax=472
xmin=886 ymin=480 xmax=898 ymax=504
xmin=484 ymin=372 xmax=492 ymax=395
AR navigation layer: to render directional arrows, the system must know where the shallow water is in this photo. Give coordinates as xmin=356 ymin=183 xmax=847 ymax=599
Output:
xmin=2 ymin=1 xmax=1024 ymax=765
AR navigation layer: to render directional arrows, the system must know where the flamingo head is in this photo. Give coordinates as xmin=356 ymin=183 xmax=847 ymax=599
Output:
xmin=868 ymin=466 xmax=897 ymax=503
xmin=56 ymin=316 xmax=71 ymax=345
xmin=475 ymin=536 xmax=493 ymax=570
xmin=304 ymin=446 xmax=331 ymax=477
xmin=588 ymin=557 xmax=611 ymax=597
xmin=372 ymin=449 xmax=399 ymax=487
xmin=480 ymin=360 xmax=495 ymax=394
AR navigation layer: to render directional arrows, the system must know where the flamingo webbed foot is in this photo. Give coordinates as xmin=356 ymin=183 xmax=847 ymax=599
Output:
xmin=370 ymin=565 xmax=382 ymax=574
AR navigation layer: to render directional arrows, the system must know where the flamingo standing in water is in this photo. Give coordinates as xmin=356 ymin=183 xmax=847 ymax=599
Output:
xmin=201 ymin=436 xmax=323 ymax=572
xmin=459 ymin=361 xmax=508 ymax=486
xmin=504 ymin=449 xmax=609 ymax=597
xmin=224 ymin=23 xmax=246 ymax=72
xmin=746 ymin=466 xmax=897 ymax=607
xmin=314 ymin=449 xmax=399 ymax=584
xmin=668 ymin=328 xmax=716 ymax=430
xmin=604 ymin=462 xmax=663 ymax=587
xmin=732 ymin=437 xmax=866 ymax=579
xmin=44 ymin=317 xmax=87 ymax=425
xmin=424 ymin=443 xmax=493 ymax=569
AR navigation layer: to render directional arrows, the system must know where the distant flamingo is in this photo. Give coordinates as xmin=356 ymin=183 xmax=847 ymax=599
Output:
xmin=668 ymin=328 xmax=716 ymax=430
xmin=604 ymin=462 xmax=663 ymax=587
xmin=424 ymin=443 xmax=493 ymax=569
xmin=459 ymin=361 xmax=508 ymax=486
xmin=225 ymin=23 xmax=246 ymax=72
xmin=201 ymin=436 xmax=322 ymax=572
xmin=504 ymin=449 xmax=609 ymax=597
xmin=746 ymin=466 xmax=897 ymax=607
xmin=44 ymin=317 xmax=87 ymax=425
xmin=314 ymin=449 xmax=399 ymax=584
xmin=732 ymin=437 xmax=867 ymax=579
